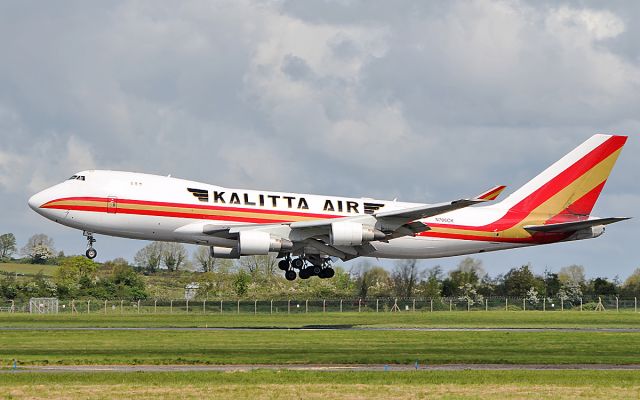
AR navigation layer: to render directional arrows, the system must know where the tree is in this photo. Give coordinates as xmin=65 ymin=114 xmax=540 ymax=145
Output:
xmin=503 ymin=264 xmax=541 ymax=297
xmin=558 ymin=280 xmax=582 ymax=304
xmin=391 ymin=259 xmax=421 ymax=298
xmin=590 ymin=277 xmax=617 ymax=297
xmin=134 ymin=242 xmax=164 ymax=272
xmin=239 ymin=255 xmax=278 ymax=279
xmin=21 ymin=234 xmax=55 ymax=264
xmin=53 ymin=256 xmax=99 ymax=290
xmin=0 ymin=233 xmax=17 ymax=261
xmin=163 ymin=243 xmax=187 ymax=272
xmin=445 ymin=257 xmax=484 ymax=296
xmin=233 ymin=270 xmax=250 ymax=297
xmin=351 ymin=263 xmax=391 ymax=298
xmin=621 ymin=268 xmax=640 ymax=297
xmin=558 ymin=265 xmax=586 ymax=285
xmin=418 ymin=266 xmax=442 ymax=299
xmin=194 ymin=246 xmax=215 ymax=272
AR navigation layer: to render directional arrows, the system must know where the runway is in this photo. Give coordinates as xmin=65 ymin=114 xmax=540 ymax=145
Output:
xmin=6 ymin=364 xmax=640 ymax=373
xmin=1 ymin=326 xmax=640 ymax=332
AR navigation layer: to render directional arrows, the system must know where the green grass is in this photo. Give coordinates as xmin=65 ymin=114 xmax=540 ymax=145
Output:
xmin=1 ymin=370 xmax=639 ymax=399
xmin=0 ymin=262 xmax=58 ymax=277
xmin=2 ymin=329 xmax=640 ymax=366
xmin=1 ymin=311 xmax=640 ymax=328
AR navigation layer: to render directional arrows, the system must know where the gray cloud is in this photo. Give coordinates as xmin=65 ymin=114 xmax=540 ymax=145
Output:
xmin=1 ymin=0 xmax=637 ymax=277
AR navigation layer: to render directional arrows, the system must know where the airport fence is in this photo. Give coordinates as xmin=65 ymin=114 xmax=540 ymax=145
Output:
xmin=1 ymin=296 xmax=639 ymax=314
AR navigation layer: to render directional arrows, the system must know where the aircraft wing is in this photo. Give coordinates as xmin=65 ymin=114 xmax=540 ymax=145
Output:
xmin=523 ymin=217 xmax=630 ymax=234
xmin=191 ymin=185 xmax=505 ymax=261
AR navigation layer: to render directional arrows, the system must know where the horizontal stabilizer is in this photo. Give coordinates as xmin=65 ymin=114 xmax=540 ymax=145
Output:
xmin=524 ymin=217 xmax=630 ymax=234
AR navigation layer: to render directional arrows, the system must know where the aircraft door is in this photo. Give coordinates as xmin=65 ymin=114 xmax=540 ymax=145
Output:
xmin=107 ymin=197 xmax=118 ymax=214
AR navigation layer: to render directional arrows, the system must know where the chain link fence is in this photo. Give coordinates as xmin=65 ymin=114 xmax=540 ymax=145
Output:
xmin=1 ymin=296 xmax=638 ymax=314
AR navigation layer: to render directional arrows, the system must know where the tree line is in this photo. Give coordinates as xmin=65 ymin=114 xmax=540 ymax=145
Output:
xmin=1 ymin=233 xmax=640 ymax=302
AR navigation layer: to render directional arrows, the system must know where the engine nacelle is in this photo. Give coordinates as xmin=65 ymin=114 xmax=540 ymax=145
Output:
xmin=570 ymin=225 xmax=605 ymax=241
xmin=210 ymin=232 xmax=293 ymax=258
xmin=210 ymin=246 xmax=240 ymax=259
xmin=329 ymin=222 xmax=385 ymax=246
xmin=237 ymin=231 xmax=293 ymax=255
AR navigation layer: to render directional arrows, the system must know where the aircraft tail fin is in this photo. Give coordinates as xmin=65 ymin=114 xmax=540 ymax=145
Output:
xmin=496 ymin=134 xmax=627 ymax=222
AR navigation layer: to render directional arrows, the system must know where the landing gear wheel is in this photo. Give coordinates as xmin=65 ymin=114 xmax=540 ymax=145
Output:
xmin=285 ymin=269 xmax=297 ymax=281
xmin=292 ymin=258 xmax=304 ymax=269
xmin=278 ymin=259 xmax=290 ymax=271
xmin=86 ymin=248 xmax=97 ymax=259
xmin=311 ymin=265 xmax=322 ymax=276
xmin=325 ymin=267 xmax=335 ymax=278
xmin=299 ymin=268 xmax=311 ymax=279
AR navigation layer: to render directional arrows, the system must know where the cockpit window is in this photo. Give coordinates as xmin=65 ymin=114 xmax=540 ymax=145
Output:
xmin=68 ymin=175 xmax=85 ymax=181
xmin=68 ymin=175 xmax=77 ymax=180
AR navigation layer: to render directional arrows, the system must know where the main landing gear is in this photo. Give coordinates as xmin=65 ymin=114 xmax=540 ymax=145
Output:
xmin=83 ymin=231 xmax=97 ymax=259
xmin=278 ymin=255 xmax=335 ymax=281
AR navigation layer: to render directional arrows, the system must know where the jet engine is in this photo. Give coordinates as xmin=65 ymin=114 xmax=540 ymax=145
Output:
xmin=329 ymin=221 xmax=385 ymax=246
xmin=210 ymin=231 xmax=293 ymax=259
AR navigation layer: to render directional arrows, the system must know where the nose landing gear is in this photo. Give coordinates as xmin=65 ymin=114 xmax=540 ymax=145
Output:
xmin=83 ymin=231 xmax=97 ymax=259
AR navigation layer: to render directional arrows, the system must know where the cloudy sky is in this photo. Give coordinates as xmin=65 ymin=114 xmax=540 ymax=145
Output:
xmin=1 ymin=0 xmax=638 ymax=278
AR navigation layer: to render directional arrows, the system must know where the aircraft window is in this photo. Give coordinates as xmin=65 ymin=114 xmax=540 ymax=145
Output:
xmin=68 ymin=175 xmax=78 ymax=180
xmin=77 ymin=176 xmax=85 ymax=181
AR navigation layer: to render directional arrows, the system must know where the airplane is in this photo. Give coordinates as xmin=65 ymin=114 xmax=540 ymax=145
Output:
xmin=28 ymin=134 xmax=629 ymax=280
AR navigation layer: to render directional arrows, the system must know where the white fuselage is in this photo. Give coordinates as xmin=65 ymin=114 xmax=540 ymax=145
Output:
xmin=28 ymin=170 xmax=526 ymax=259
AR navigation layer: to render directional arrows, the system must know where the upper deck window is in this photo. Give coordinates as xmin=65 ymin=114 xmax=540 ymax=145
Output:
xmin=68 ymin=175 xmax=86 ymax=181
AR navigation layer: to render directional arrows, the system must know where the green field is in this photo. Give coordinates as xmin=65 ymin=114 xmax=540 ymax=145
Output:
xmin=0 ymin=262 xmax=58 ymax=277
xmin=1 ymin=310 xmax=639 ymax=328
xmin=1 ymin=312 xmax=640 ymax=366
xmin=1 ymin=370 xmax=639 ymax=399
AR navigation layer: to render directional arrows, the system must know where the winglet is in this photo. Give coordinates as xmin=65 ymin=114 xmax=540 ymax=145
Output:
xmin=474 ymin=185 xmax=507 ymax=201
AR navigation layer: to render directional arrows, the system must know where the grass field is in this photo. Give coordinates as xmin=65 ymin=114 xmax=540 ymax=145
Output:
xmin=1 ymin=310 xmax=639 ymax=328
xmin=0 ymin=262 xmax=57 ymax=277
xmin=3 ymin=329 xmax=640 ymax=365
xmin=1 ymin=370 xmax=639 ymax=399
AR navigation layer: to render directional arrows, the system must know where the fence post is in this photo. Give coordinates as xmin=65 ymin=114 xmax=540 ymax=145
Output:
xmin=237 ymin=300 xmax=240 ymax=314
xmin=358 ymin=299 xmax=361 ymax=313
xmin=430 ymin=299 xmax=433 ymax=312
xmin=340 ymin=299 xmax=343 ymax=312
xmin=220 ymin=300 xmax=223 ymax=314
xmin=270 ymin=300 xmax=273 ymax=314
xmin=561 ymin=298 xmax=564 ymax=311
xmin=485 ymin=298 xmax=488 ymax=312
xmin=120 ymin=300 xmax=123 ymax=314
xmin=323 ymin=299 xmax=326 ymax=313
xmin=255 ymin=300 xmax=258 ymax=315
xmin=467 ymin=299 xmax=470 ymax=312
xmin=376 ymin=299 xmax=379 ymax=313
xmin=87 ymin=300 xmax=90 ymax=314
xmin=449 ymin=299 xmax=452 ymax=312
xmin=137 ymin=299 xmax=140 ymax=314
xmin=523 ymin=298 xmax=525 ymax=311
xmin=305 ymin=300 xmax=308 ymax=313
xmin=104 ymin=300 xmax=107 ymax=314
xmin=413 ymin=299 xmax=416 ymax=312
xmin=203 ymin=300 xmax=206 ymax=314
xmin=616 ymin=297 xmax=619 ymax=312
xmin=186 ymin=299 xmax=189 ymax=313
xmin=543 ymin=297 xmax=546 ymax=312
xmin=154 ymin=299 xmax=157 ymax=314
xmin=635 ymin=297 xmax=637 ymax=313
xmin=170 ymin=300 xmax=173 ymax=314
xmin=288 ymin=299 xmax=290 ymax=314
xmin=10 ymin=300 xmax=14 ymax=312
xmin=580 ymin=298 xmax=582 ymax=312
xmin=505 ymin=298 xmax=508 ymax=311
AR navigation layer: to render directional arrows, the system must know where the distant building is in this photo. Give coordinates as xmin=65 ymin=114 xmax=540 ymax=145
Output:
xmin=185 ymin=282 xmax=199 ymax=301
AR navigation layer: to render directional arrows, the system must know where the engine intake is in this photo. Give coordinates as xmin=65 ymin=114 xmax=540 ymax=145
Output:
xmin=330 ymin=222 xmax=385 ymax=246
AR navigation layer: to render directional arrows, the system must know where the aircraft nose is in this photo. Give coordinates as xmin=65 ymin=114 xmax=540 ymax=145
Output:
xmin=28 ymin=191 xmax=47 ymax=212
